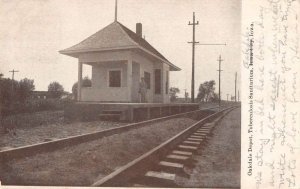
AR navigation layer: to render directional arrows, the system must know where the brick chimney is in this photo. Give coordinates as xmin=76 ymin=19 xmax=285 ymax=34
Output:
xmin=136 ymin=23 xmax=142 ymax=38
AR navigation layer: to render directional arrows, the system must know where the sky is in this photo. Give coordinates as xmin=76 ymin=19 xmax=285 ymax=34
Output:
xmin=0 ymin=0 xmax=241 ymax=99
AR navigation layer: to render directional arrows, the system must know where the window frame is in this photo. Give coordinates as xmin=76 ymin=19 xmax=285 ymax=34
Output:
xmin=165 ymin=70 xmax=169 ymax=94
xmin=107 ymin=69 xmax=122 ymax=88
xmin=144 ymin=71 xmax=151 ymax=89
xmin=154 ymin=69 xmax=162 ymax=94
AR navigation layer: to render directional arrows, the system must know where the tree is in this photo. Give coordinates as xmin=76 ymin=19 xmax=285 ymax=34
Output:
xmin=48 ymin=81 xmax=64 ymax=99
xmin=18 ymin=78 xmax=35 ymax=102
xmin=72 ymin=76 xmax=92 ymax=100
xmin=169 ymin=87 xmax=180 ymax=102
xmin=0 ymin=78 xmax=18 ymax=105
xmin=197 ymin=80 xmax=217 ymax=102
xmin=211 ymin=92 xmax=219 ymax=102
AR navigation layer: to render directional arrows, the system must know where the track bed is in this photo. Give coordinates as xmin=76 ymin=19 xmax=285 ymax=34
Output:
xmin=0 ymin=116 xmax=201 ymax=186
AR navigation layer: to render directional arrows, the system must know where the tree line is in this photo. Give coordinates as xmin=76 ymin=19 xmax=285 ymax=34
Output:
xmin=169 ymin=80 xmax=219 ymax=103
xmin=0 ymin=75 xmax=66 ymax=116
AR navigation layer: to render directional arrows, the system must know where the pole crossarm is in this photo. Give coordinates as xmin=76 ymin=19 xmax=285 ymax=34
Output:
xmin=197 ymin=43 xmax=226 ymax=46
xmin=188 ymin=21 xmax=199 ymax=25
xmin=9 ymin=69 xmax=19 ymax=80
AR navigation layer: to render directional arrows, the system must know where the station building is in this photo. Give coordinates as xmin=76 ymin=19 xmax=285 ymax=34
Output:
xmin=60 ymin=21 xmax=180 ymax=103
xmin=60 ymin=19 xmax=199 ymax=121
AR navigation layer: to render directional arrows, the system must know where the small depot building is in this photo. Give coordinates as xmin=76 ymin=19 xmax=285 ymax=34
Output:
xmin=60 ymin=21 xmax=199 ymax=121
xmin=60 ymin=21 xmax=180 ymax=103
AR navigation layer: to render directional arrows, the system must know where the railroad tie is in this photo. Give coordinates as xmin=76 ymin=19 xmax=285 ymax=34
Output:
xmin=197 ymin=128 xmax=211 ymax=132
xmin=172 ymin=150 xmax=193 ymax=156
xmin=183 ymin=140 xmax=201 ymax=145
xmin=132 ymin=184 xmax=149 ymax=187
xmin=196 ymin=131 xmax=210 ymax=135
xmin=145 ymin=171 xmax=176 ymax=180
xmin=141 ymin=171 xmax=177 ymax=187
xmin=166 ymin=154 xmax=190 ymax=164
xmin=187 ymin=137 xmax=203 ymax=141
xmin=198 ymin=127 xmax=211 ymax=130
xmin=192 ymin=133 xmax=207 ymax=136
xmin=199 ymin=126 xmax=212 ymax=128
xmin=196 ymin=130 xmax=210 ymax=134
xmin=178 ymin=145 xmax=198 ymax=151
xmin=159 ymin=161 xmax=184 ymax=168
xmin=189 ymin=135 xmax=205 ymax=139
xmin=167 ymin=154 xmax=189 ymax=160
xmin=203 ymin=123 xmax=214 ymax=127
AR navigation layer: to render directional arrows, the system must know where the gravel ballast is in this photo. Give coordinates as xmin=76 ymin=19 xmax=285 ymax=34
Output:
xmin=175 ymin=107 xmax=241 ymax=188
xmin=0 ymin=117 xmax=125 ymax=149
xmin=0 ymin=117 xmax=199 ymax=186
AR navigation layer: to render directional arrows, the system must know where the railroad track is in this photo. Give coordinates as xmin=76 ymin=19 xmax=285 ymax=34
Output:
xmin=92 ymin=106 xmax=238 ymax=187
xmin=0 ymin=106 xmax=222 ymax=161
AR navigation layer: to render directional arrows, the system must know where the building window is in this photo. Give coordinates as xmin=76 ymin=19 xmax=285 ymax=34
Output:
xmin=144 ymin=71 xmax=151 ymax=89
xmin=166 ymin=71 xmax=169 ymax=94
xmin=155 ymin=69 xmax=161 ymax=94
xmin=109 ymin=70 xmax=121 ymax=87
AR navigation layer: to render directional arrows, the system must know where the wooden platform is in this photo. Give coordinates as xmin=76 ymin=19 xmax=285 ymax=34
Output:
xmin=64 ymin=102 xmax=199 ymax=122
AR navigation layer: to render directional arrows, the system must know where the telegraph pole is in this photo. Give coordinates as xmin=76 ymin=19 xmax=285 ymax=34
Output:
xmin=9 ymin=69 xmax=19 ymax=92
xmin=188 ymin=12 xmax=226 ymax=103
xmin=235 ymin=72 xmax=237 ymax=102
xmin=238 ymin=90 xmax=240 ymax=102
xmin=217 ymin=55 xmax=224 ymax=107
xmin=188 ymin=12 xmax=199 ymax=103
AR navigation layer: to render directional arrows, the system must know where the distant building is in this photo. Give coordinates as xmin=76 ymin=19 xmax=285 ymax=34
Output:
xmin=31 ymin=91 xmax=49 ymax=99
xmin=60 ymin=21 xmax=180 ymax=103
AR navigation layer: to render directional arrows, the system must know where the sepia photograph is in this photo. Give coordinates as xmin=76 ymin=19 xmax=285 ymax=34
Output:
xmin=0 ymin=0 xmax=241 ymax=188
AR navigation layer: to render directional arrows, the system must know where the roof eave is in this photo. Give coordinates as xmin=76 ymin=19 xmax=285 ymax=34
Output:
xmin=59 ymin=46 xmax=138 ymax=58
xmin=59 ymin=46 xmax=181 ymax=71
xmin=137 ymin=46 xmax=181 ymax=71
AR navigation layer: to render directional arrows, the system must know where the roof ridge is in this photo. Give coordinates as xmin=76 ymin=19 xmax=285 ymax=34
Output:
xmin=117 ymin=22 xmax=169 ymax=61
xmin=115 ymin=21 xmax=140 ymax=47
xmin=61 ymin=22 xmax=138 ymax=53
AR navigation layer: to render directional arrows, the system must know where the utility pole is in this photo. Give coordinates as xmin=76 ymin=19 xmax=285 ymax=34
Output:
xmin=217 ymin=55 xmax=224 ymax=107
xmin=238 ymin=90 xmax=240 ymax=102
xmin=9 ymin=69 xmax=19 ymax=92
xmin=188 ymin=12 xmax=199 ymax=103
xmin=188 ymin=12 xmax=226 ymax=103
xmin=235 ymin=72 xmax=237 ymax=102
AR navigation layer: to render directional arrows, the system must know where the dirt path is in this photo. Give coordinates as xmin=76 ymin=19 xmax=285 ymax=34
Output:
xmin=0 ymin=117 xmax=199 ymax=186
xmin=175 ymin=107 xmax=241 ymax=188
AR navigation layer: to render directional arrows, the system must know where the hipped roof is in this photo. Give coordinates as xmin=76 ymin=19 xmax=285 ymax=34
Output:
xmin=59 ymin=21 xmax=180 ymax=71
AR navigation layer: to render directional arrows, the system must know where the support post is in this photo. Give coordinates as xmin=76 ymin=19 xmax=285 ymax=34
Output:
xmin=78 ymin=62 xmax=83 ymax=101
xmin=127 ymin=59 xmax=132 ymax=102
